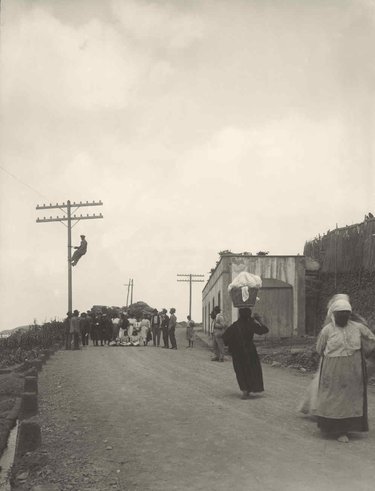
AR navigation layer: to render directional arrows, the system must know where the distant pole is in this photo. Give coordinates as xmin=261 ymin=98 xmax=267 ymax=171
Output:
xmin=177 ymin=273 xmax=205 ymax=318
xmin=189 ymin=274 xmax=192 ymax=318
xmin=67 ymin=200 xmax=72 ymax=313
xmin=130 ymin=279 xmax=134 ymax=305
xmin=36 ymin=200 xmax=103 ymax=314
xmin=334 ymin=223 xmax=338 ymax=290
xmin=124 ymin=279 xmax=131 ymax=307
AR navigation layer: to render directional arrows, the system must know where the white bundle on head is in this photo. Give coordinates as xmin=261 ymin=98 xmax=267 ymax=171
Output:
xmin=228 ymin=272 xmax=262 ymax=292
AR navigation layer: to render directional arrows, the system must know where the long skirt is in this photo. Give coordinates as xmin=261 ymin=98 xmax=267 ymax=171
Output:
xmin=232 ymin=345 xmax=264 ymax=393
xmin=316 ymin=350 xmax=368 ymax=433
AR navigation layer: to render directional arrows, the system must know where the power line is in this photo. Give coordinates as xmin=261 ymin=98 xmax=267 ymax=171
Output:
xmin=0 ymin=165 xmax=50 ymax=200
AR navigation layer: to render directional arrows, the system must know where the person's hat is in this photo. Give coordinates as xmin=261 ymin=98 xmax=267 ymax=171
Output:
xmin=162 ymin=308 xmax=167 ymax=313
xmin=80 ymin=234 xmax=86 ymax=238
xmin=170 ymin=308 xmax=176 ymax=313
xmin=73 ymin=309 xmax=79 ymax=315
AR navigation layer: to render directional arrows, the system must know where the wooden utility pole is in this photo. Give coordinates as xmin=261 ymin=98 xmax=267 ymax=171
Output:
xmin=124 ymin=278 xmax=134 ymax=306
xmin=36 ymin=200 xmax=103 ymax=313
xmin=130 ymin=278 xmax=134 ymax=305
xmin=124 ymin=278 xmax=134 ymax=307
xmin=177 ymin=273 xmax=205 ymax=318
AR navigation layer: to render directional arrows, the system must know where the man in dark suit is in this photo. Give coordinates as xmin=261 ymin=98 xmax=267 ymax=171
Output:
xmin=71 ymin=235 xmax=87 ymax=266
xmin=161 ymin=309 xmax=169 ymax=348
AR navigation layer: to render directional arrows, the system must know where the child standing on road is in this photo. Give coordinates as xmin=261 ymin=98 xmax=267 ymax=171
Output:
xmin=186 ymin=315 xmax=195 ymax=348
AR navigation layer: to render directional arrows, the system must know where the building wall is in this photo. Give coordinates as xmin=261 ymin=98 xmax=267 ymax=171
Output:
xmin=202 ymin=257 xmax=231 ymax=333
xmin=202 ymin=255 xmax=306 ymax=337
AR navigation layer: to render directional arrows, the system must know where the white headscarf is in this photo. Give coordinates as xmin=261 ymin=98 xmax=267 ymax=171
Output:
xmin=326 ymin=293 xmax=352 ymax=326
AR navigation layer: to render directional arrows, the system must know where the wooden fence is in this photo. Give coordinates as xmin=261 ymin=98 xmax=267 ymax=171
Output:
xmin=304 ymin=218 xmax=375 ymax=273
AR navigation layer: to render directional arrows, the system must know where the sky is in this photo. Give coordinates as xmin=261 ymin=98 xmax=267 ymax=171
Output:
xmin=1 ymin=0 xmax=374 ymax=330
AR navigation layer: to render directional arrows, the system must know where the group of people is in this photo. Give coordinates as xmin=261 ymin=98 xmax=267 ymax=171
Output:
xmin=63 ymin=307 xmax=181 ymax=350
xmin=64 ymin=291 xmax=375 ymax=444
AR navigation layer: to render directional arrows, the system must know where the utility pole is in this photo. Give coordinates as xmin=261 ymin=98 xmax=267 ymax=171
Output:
xmin=130 ymin=278 xmax=134 ymax=305
xmin=124 ymin=278 xmax=133 ymax=307
xmin=36 ymin=200 xmax=103 ymax=314
xmin=177 ymin=273 xmax=205 ymax=318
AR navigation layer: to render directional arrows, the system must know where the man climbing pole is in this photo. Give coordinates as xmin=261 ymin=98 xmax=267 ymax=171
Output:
xmin=71 ymin=235 xmax=87 ymax=266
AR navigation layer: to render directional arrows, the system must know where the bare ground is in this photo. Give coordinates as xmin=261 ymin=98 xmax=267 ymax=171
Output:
xmin=9 ymin=328 xmax=375 ymax=491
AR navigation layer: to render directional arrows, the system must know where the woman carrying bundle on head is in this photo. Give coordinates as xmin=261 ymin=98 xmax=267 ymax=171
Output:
xmin=315 ymin=294 xmax=375 ymax=442
xmin=223 ymin=307 xmax=269 ymax=400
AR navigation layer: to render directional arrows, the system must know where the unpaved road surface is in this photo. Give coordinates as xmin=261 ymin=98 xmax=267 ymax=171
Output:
xmin=13 ymin=329 xmax=375 ymax=491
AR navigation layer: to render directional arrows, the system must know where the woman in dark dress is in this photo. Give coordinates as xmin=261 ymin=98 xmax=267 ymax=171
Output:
xmin=223 ymin=308 xmax=269 ymax=399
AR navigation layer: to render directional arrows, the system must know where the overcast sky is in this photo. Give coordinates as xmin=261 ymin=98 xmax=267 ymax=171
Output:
xmin=1 ymin=0 xmax=374 ymax=330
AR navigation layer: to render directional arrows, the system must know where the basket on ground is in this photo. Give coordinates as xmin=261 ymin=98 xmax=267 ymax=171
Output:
xmin=230 ymin=286 xmax=258 ymax=308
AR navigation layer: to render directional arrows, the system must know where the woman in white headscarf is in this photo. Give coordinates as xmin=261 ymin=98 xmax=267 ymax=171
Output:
xmin=315 ymin=294 xmax=375 ymax=442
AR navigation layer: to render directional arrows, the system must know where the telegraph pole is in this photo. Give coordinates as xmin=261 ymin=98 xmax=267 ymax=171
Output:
xmin=130 ymin=278 xmax=134 ymax=305
xmin=124 ymin=278 xmax=133 ymax=307
xmin=36 ymin=200 xmax=103 ymax=313
xmin=177 ymin=273 xmax=205 ymax=318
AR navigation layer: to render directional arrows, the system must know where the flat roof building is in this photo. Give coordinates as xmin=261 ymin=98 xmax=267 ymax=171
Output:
xmin=202 ymin=254 xmax=306 ymax=338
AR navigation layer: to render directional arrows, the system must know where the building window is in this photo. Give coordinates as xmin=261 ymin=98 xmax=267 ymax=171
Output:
xmin=218 ymin=291 xmax=221 ymax=309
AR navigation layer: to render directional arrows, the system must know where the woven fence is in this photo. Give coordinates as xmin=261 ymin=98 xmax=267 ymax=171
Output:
xmin=304 ymin=218 xmax=375 ymax=273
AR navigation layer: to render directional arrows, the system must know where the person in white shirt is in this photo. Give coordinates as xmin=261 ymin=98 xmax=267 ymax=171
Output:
xmin=315 ymin=294 xmax=375 ymax=443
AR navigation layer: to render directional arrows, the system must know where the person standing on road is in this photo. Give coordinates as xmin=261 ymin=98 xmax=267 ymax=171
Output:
xmin=211 ymin=306 xmax=226 ymax=362
xmin=63 ymin=311 xmax=72 ymax=350
xmin=151 ymin=309 xmax=161 ymax=346
xmin=70 ymin=310 xmax=81 ymax=350
xmin=119 ymin=313 xmax=129 ymax=339
xmin=186 ymin=315 xmax=195 ymax=348
xmin=111 ymin=314 xmax=120 ymax=342
xmin=315 ymin=295 xmax=375 ymax=443
xmin=222 ymin=307 xmax=268 ymax=399
xmin=161 ymin=309 xmax=170 ymax=348
xmin=80 ymin=312 xmax=91 ymax=347
xmin=169 ymin=308 xmax=177 ymax=349
xmin=91 ymin=313 xmax=101 ymax=346
xmin=140 ymin=315 xmax=151 ymax=346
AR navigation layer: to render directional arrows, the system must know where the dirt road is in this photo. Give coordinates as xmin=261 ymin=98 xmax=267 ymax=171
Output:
xmin=13 ymin=329 xmax=375 ymax=491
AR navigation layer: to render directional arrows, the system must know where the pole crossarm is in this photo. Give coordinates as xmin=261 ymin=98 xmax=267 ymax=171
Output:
xmin=36 ymin=201 xmax=103 ymax=210
xmin=177 ymin=274 xmax=205 ymax=277
xmin=177 ymin=279 xmax=204 ymax=282
xmin=36 ymin=214 xmax=103 ymax=223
